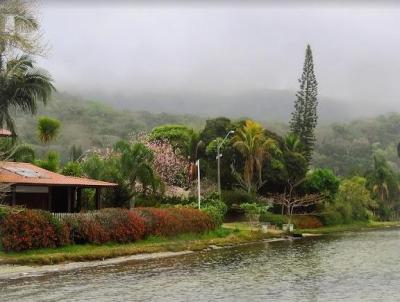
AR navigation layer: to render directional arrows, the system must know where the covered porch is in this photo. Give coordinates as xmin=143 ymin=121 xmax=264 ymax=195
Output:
xmin=0 ymin=161 xmax=117 ymax=213
xmin=8 ymin=185 xmax=107 ymax=212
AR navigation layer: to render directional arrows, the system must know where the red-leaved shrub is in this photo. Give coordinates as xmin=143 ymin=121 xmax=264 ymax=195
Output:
xmin=95 ymin=208 xmax=146 ymax=243
xmin=64 ymin=209 xmax=146 ymax=244
xmin=136 ymin=207 xmax=214 ymax=237
xmin=167 ymin=208 xmax=214 ymax=233
xmin=136 ymin=207 xmax=183 ymax=236
xmin=65 ymin=215 xmax=110 ymax=244
xmin=0 ymin=210 xmax=66 ymax=252
xmin=292 ymin=215 xmax=323 ymax=229
xmin=0 ymin=207 xmax=215 ymax=252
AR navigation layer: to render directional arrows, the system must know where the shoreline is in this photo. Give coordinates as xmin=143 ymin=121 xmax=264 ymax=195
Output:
xmin=0 ymin=221 xmax=399 ymax=279
xmin=0 ymin=236 xmax=290 ymax=280
xmin=297 ymin=221 xmax=400 ymax=235
xmin=0 ymin=228 xmax=280 ymax=266
xmin=0 ymin=251 xmax=194 ymax=280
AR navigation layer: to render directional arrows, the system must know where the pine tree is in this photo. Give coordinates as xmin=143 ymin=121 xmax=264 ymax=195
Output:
xmin=289 ymin=44 xmax=318 ymax=164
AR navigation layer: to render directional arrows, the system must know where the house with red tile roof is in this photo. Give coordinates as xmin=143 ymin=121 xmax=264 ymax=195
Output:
xmin=0 ymin=129 xmax=12 ymax=137
xmin=0 ymin=161 xmax=117 ymax=212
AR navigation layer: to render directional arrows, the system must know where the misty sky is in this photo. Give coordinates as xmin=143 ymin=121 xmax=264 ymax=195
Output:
xmin=38 ymin=2 xmax=400 ymax=111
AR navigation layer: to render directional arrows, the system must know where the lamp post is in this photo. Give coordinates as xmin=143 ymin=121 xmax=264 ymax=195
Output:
xmin=217 ymin=130 xmax=235 ymax=197
xmin=196 ymin=159 xmax=201 ymax=209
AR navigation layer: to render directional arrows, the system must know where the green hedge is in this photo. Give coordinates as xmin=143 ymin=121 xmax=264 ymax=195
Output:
xmin=221 ymin=189 xmax=255 ymax=207
xmin=260 ymin=212 xmax=288 ymax=227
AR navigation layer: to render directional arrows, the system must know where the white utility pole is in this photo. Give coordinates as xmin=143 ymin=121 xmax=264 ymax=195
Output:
xmin=217 ymin=130 xmax=235 ymax=197
xmin=196 ymin=159 xmax=201 ymax=209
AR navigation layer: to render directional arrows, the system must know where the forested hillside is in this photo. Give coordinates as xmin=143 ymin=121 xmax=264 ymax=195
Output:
xmin=92 ymin=89 xmax=355 ymax=124
xmin=314 ymin=114 xmax=400 ymax=175
xmin=14 ymin=92 xmax=400 ymax=175
xmin=15 ymin=93 xmax=206 ymax=162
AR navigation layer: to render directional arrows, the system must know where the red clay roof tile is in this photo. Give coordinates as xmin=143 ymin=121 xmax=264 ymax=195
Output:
xmin=0 ymin=161 xmax=117 ymax=187
xmin=0 ymin=129 xmax=12 ymax=137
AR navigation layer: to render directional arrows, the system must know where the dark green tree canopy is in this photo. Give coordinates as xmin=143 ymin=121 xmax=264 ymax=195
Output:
xmin=200 ymin=117 xmax=233 ymax=146
xmin=150 ymin=124 xmax=192 ymax=147
xmin=302 ymin=168 xmax=340 ymax=201
xmin=149 ymin=124 xmax=203 ymax=161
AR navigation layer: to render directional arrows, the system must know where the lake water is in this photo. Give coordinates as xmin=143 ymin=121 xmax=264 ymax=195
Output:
xmin=1 ymin=229 xmax=400 ymax=302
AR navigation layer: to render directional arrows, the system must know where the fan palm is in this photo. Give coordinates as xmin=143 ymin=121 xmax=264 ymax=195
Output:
xmin=0 ymin=55 xmax=54 ymax=135
xmin=233 ymin=120 xmax=279 ymax=193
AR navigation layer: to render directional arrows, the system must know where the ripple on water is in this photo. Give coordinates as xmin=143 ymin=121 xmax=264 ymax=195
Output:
xmin=1 ymin=229 xmax=400 ymax=302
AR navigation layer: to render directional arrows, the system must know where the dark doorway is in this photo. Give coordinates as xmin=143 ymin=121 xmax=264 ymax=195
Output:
xmin=51 ymin=187 xmax=69 ymax=213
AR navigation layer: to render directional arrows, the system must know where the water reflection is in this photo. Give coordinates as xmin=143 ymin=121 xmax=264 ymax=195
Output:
xmin=1 ymin=229 xmax=399 ymax=301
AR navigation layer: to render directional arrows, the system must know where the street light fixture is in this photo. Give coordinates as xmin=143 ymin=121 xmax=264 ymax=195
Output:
xmin=217 ymin=130 xmax=235 ymax=196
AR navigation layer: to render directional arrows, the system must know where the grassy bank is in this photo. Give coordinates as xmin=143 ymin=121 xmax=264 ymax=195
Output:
xmin=0 ymin=228 xmax=279 ymax=265
xmin=298 ymin=221 xmax=400 ymax=235
xmin=2 ymin=221 xmax=399 ymax=266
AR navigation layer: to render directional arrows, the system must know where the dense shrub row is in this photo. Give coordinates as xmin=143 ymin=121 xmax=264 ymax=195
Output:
xmin=260 ymin=212 xmax=288 ymax=227
xmin=291 ymin=215 xmax=323 ymax=229
xmin=134 ymin=195 xmax=196 ymax=207
xmin=260 ymin=212 xmax=323 ymax=229
xmin=63 ymin=209 xmax=147 ymax=245
xmin=221 ymin=189 xmax=254 ymax=207
xmin=1 ymin=210 xmax=70 ymax=252
xmin=136 ymin=207 xmax=214 ymax=237
xmin=0 ymin=207 xmax=215 ymax=252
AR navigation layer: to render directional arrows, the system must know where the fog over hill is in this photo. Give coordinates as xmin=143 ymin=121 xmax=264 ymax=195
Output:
xmin=39 ymin=3 xmax=400 ymax=122
xmin=81 ymin=89 xmax=367 ymax=124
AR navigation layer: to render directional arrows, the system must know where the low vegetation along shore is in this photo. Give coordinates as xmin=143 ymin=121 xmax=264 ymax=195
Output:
xmin=297 ymin=220 xmax=400 ymax=235
xmin=0 ymin=227 xmax=276 ymax=265
xmin=1 ymin=220 xmax=400 ymax=266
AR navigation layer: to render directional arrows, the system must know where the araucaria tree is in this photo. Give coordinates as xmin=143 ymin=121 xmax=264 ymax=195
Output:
xmin=290 ymin=44 xmax=318 ymax=164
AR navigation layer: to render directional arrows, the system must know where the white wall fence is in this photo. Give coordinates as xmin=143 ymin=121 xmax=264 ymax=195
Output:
xmin=51 ymin=212 xmax=96 ymax=220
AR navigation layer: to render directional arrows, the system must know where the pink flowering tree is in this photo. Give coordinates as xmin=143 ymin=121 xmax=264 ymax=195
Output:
xmin=138 ymin=135 xmax=190 ymax=188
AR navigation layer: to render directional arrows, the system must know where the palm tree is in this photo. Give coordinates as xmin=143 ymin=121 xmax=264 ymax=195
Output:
xmin=0 ymin=55 xmax=54 ymax=135
xmin=11 ymin=143 xmax=35 ymax=162
xmin=0 ymin=3 xmax=53 ymax=137
xmin=371 ymin=154 xmax=391 ymax=202
xmin=284 ymin=132 xmax=303 ymax=153
xmin=184 ymin=131 xmax=204 ymax=187
xmin=233 ymin=120 xmax=279 ymax=194
xmin=368 ymin=152 xmax=400 ymax=220
xmin=114 ymin=140 xmax=162 ymax=204
xmin=0 ymin=137 xmax=35 ymax=162
xmin=0 ymin=0 xmax=42 ymax=65
xmin=37 ymin=116 xmax=60 ymax=145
